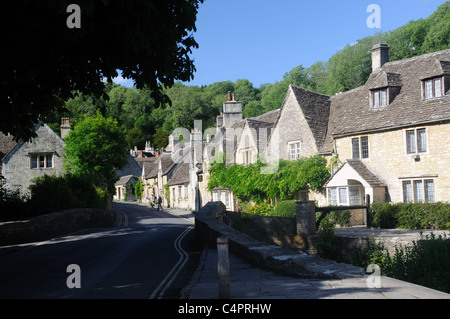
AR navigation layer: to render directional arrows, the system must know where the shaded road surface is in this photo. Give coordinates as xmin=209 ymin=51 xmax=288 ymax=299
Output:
xmin=0 ymin=203 xmax=199 ymax=299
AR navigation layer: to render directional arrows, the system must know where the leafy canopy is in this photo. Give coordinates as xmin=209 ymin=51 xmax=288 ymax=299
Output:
xmin=63 ymin=111 xmax=128 ymax=193
xmin=0 ymin=0 xmax=204 ymax=141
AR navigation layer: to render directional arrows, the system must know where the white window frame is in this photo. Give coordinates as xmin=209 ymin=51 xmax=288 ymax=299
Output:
xmin=242 ymin=149 xmax=252 ymax=165
xmin=288 ymin=141 xmax=301 ymax=161
xmin=371 ymin=88 xmax=388 ymax=109
xmin=422 ymin=76 xmax=444 ymax=100
xmin=327 ymin=185 xmax=363 ymax=206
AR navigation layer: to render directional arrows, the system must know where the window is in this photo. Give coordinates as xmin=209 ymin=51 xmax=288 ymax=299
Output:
xmin=352 ymin=136 xmax=369 ymax=159
xmin=372 ymin=89 xmax=388 ymax=108
xmin=406 ymin=129 xmax=427 ymax=154
xmin=242 ymin=150 xmax=252 ymax=165
xmin=402 ymin=179 xmax=435 ymax=203
xmin=289 ymin=142 xmax=301 ymax=161
xmin=30 ymin=154 xmax=53 ymax=169
xmin=327 ymin=186 xmax=362 ymax=206
xmin=423 ymin=77 xmax=443 ymax=99
xmin=220 ymin=191 xmax=231 ymax=208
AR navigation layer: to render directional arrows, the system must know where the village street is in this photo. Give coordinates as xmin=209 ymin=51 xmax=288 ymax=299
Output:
xmin=0 ymin=203 xmax=199 ymax=299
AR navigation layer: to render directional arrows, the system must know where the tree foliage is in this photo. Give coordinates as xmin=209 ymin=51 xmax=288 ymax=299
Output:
xmin=0 ymin=0 xmax=204 ymax=141
xmin=34 ymin=2 xmax=450 ymax=148
xmin=63 ymin=112 xmax=128 ymax=194
xmin=208 ymin=155 xmax=330 ymax=203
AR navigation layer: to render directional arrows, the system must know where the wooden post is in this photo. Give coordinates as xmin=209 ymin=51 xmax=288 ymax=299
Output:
xmin=365 ymin=194 xmax=371 ymax=226
xmin=217 ymin=236 xmax=230 ymax=299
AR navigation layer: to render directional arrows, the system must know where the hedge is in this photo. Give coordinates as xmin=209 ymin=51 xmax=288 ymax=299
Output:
xmin=369 ymin=202 xmax=450 ymax=230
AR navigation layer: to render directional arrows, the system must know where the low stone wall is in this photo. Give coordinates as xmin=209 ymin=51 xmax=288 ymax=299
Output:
xmin=224 ymin=211 xmax=297 ymax=249
xmin=0 ymin=208 xmax=119 ymax=246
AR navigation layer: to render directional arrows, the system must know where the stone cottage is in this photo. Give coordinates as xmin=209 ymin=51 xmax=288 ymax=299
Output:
xmin=323 ymin=44 xmax=450 ymax=207
xmin=0 ymin=120 xmax=67 ymax=195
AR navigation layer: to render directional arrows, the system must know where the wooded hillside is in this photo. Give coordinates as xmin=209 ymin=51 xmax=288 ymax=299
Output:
xmin=44 ymin=2 xmax=450 ymax=150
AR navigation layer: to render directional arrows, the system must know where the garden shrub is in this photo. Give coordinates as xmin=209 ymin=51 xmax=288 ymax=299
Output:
xmin=273 ymin=200 xmax=296 ymax=217
xmin=369 ymin=202 xmax=450 ymax=230
xmin=28 ymin=174 xmax=107 ymax=216
xmin=246 ymin=202 xmax=275 ymax=216
xmin=316 ymin=219 xmax=339 ymax=260
xmin=384 ymin=233 xmax=450 ymax=293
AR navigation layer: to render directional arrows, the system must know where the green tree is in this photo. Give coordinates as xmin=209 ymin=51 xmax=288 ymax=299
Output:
xmin=63 ymin=112 xmax=128 ymax=206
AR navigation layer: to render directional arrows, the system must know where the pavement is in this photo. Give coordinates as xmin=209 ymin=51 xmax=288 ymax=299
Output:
xmin=165 ymin=207 xmax=450 ymax=299
xmin=180 ymin=248 xmax=450 ymax=299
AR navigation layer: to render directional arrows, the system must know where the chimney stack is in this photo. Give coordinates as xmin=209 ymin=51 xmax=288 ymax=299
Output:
xmin=60 ymin=118 xmax=71 ymax=139
xmin=371 ymin=43 xmax=389 ymax=73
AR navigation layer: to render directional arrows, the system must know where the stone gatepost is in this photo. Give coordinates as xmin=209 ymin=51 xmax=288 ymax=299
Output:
xmin=296 ymin=201 xmax=317 ymax=254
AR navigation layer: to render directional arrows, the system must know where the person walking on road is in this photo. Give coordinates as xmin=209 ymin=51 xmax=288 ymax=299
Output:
xmin=157 ymin=195 xmax=163 ymax=211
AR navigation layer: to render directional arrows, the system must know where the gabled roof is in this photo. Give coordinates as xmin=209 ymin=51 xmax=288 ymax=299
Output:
xmin=290 ymin=85 xmax=331 ymax=149
xmin=0 ymin=133 xmax=16 ymax=160
xmin=159 ymin=152 xmax=176 ymax=175
xmin=321 ymin=49 xmax=450 ymax=153
xmin=325 ymin=159 xmax=386 ymax=188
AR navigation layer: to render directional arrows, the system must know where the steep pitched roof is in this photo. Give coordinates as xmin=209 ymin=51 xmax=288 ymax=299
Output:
xmin=321 ymin=49 xmax=450 ymax=153
xmin=325 ymin=159 xmax=386 ymax=188
xmin=167 ymin=162 xmax=190 ymax=186
xmin=291 ymin=85 xmax=331 ymax=149
xmin=143 ymin=160 xmax=159 ymax=179
xmin=159 ymin=152 xmax=176 ymax=175
xmin=0 ymin=133 xmax=17 ymax=160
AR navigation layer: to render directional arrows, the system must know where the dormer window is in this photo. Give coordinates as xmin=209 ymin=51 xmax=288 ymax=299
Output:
xmin=371 ymin=88 xmax=388 ymax=109
xmin=422 ymin=76 xmax=443 ymax=99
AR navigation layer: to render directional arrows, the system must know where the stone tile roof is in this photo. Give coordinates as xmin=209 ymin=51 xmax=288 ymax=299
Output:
xmin=115 ymin=175 xmax=136 ymax=187
xmin=289 ymin=85 xmax=331 ymax=150
xmin=346 ymin=160 xmax=386 ymax=188
xmin=0 ymin=133 xmax=17 ymax=160
xmin=159 ymin=152 xmax=176 ymax=175
xmin=321 ymin=49 xmax=450 ymax=153
xmin=250 ymin=108 xmax=280 ymax=124
xmin=143 ymin=161 xmax=159 ymax=179
xmin=167 ymin=162 xmax=190 ymax=186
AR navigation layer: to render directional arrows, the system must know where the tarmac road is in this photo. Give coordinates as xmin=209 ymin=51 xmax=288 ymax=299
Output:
xmin=0 ymin=202 xmax=198 ymax=299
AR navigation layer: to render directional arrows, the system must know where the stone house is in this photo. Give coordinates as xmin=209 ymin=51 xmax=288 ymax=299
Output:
xmin=200 ymin=93 xmax=282 ymax=211
xmin=0 ymin=121 xmax=67 ymax=196
xmin=266 ymin=85 xmax=330 ymax=164
xmin=323 ymin=45 xmax=450 ymax=207
xmin=114 ymin=175 xmax=139 ymax=202
xmin=235 ymin=109 xmax=280 ymax=165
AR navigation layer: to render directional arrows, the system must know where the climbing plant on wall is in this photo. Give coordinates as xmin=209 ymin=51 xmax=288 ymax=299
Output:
xmin=208 ymin=154 xmax=330 ymax=204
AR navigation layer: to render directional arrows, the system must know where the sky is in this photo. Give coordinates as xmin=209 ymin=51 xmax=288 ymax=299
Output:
xmin=115 ymin=0 xmax=448 ymax=89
